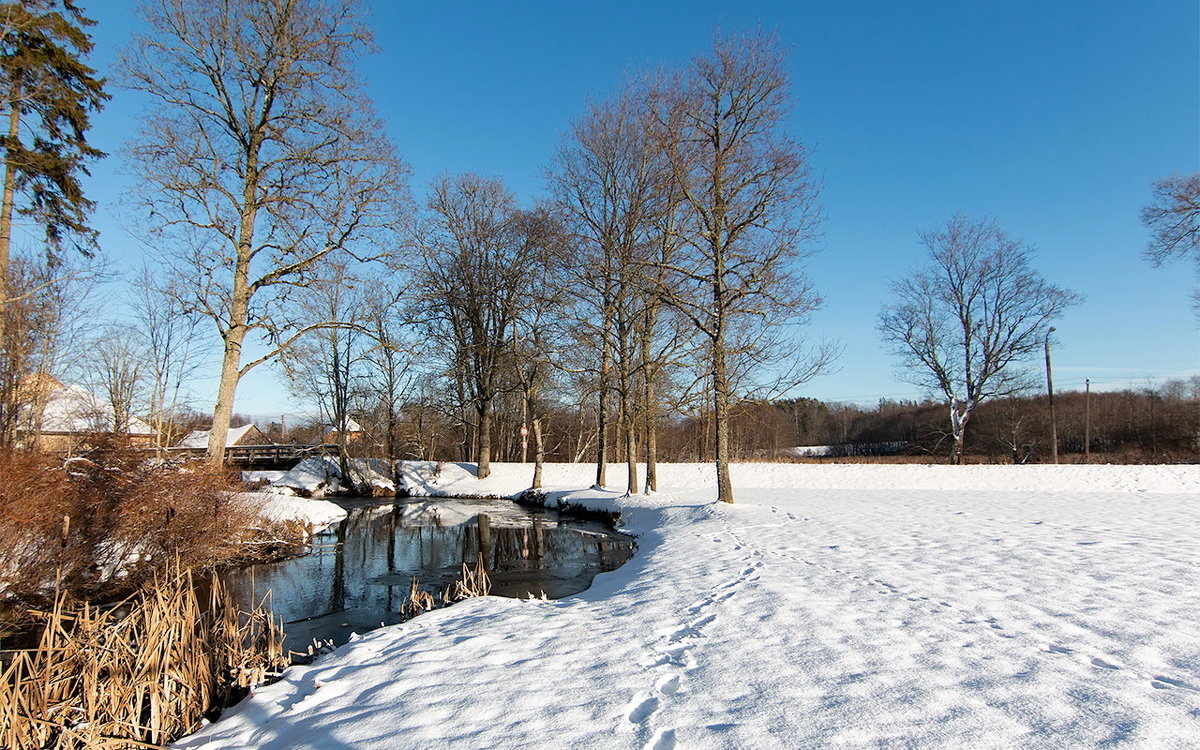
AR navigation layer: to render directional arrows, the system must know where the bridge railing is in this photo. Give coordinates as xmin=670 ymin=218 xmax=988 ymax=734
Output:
xmin=161 ymin=443 xmax=340 ymax=465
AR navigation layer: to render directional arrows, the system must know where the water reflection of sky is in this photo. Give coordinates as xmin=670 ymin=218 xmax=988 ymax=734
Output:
xmin=222 ymin=497 xmax=634 ymax=651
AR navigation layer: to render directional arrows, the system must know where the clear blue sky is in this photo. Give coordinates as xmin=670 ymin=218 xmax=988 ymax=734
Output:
xmin=76 ymin=0 xmax=1199 ymax=417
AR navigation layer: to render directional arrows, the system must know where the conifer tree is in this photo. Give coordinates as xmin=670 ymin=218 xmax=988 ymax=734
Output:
xmin=0 ymin=0 xmax=107 ymax=446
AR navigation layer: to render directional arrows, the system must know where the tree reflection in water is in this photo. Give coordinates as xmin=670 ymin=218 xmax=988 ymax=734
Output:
xmin=222 ymin=498 xmax=634 ymax=650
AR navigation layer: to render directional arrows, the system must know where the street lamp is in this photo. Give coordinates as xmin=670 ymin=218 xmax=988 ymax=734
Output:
xmin=1044 ymin=326 xmax=1058 ymax=464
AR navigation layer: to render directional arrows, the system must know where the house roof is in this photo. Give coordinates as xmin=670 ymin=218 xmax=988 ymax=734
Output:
xmin=323 ymin=417 xmax=364 ymax=434
xmin=32 ymin=383 xmax=153 ymax=435
xmin=178 ymin=423 xmax=267 ymax=448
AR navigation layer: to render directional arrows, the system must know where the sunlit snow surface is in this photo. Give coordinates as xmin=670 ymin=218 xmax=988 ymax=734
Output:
xmin=177 ymin=463 xmax=1200 ymax=749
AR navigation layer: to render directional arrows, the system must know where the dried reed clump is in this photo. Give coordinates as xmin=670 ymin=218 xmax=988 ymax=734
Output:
xmin=0 ymin=565 xmax=286 ymax=749
xmin=398 ymin=554 xmax=492 ymax=622
xmin=0 ymin=441 xmax=257 ymax=625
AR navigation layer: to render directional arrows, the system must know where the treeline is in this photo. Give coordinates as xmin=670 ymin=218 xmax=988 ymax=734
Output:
xmin=274 ymin=378 xmax=1197 ymax=466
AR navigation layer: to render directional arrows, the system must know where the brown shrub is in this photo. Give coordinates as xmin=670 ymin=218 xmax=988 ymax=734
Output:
xmin=0 ymin=441 xmax=258 ymax=625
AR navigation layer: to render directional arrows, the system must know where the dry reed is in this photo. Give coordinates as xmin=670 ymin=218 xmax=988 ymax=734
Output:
xmin=0 ymin=565 xmax=286 ymax=749
xmin=399 ymin=554 xmax=492 ymax=622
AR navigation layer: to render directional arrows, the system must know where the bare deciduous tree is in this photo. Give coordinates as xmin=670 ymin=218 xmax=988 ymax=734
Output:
xmin=879 ymin=214 xmax=1080 ymax=464
xmin=123 ymin=0 xmax=407 ymax=464
xmin=1141 ymin=172 xmax=1200 ymax=313
xmin=132 ymin=267 xmax=206 ymax=453
xmin=549 ymin=81 xmax=664 ymax=493
xmin=87 ymin=325 xmax=144 ymax=433
xmin=657 ymin=32 xmax=827 ymax=503
xmin=414 ymin=175 xmax=557 ymax=479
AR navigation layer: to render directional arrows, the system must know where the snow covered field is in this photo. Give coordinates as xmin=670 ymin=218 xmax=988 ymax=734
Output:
xmin=179 ymin=463 xmax=1200 ymax=749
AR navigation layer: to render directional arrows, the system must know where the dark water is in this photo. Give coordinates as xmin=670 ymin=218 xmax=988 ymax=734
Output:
xmin=221 ymin=497 xmax=635 ymax=651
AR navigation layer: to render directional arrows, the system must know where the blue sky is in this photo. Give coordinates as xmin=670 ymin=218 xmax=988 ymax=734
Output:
xmin=74 ymin=0 xmax=1199 ymax=416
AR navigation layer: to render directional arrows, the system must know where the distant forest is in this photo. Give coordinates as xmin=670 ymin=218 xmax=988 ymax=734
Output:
xmin=234 ymin=379 xmax=1198 ymax=466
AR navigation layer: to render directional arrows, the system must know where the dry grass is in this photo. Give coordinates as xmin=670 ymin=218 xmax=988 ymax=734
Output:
xmin=0 ymin=565 xmax=286 ymax=749
xmin=399 ymin=554 xmax=492 ymax=622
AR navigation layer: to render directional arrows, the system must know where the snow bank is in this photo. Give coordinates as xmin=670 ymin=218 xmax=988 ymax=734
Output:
xmin=270 ymin=456 xmax=395 ymax=497
xmin=179 ymin=463 xmax=1200 ymax=749
xmin=247 ymin=491 xmax=346 ymax=531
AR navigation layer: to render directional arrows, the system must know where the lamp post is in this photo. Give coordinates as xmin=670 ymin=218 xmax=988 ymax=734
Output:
xmin=1044 ymin=327 xmax=1058 ymax=464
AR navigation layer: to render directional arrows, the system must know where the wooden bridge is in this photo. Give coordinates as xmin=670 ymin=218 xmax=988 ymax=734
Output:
xmin=162 ymin=443 xmax=340 ymax=469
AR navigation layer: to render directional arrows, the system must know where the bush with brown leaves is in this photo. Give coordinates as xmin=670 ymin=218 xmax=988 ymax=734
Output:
xmin=0 ymin=441 xmax=258 ymax=623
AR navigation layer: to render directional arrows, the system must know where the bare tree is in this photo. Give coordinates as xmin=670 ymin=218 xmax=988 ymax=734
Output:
xmin=131 ymin=267 xmax=206 ymax=453
xmin=359 ymin=283 xmax=416 ymax=461
xmin=1141 ymin=172 xmax=1200 ymax=313
xmin=549 ymin=81 xmax=664 ymax=493
xmin=1 ymin=252 xmax=95 ymax=446
xmin=656 ymin=32 xmax=827 ymax=503
xmin=281 ymin=262 xmax=369 ymax=487
xmin=123 ymin=0 xmax=407 ymax=464
xmin=879 ymin=214 xmax=1080 ymax=464
xmin=86 ymin=324 xmax=144 ymax=433
xmin=413 ymin=175 xmax=556 ymax=479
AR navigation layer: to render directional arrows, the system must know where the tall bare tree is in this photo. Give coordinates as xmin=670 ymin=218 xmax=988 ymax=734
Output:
xmin=549 ymin=82 xmax=663 ymax=493
xmin=87 ymin=324 xmax=144 ymax=433
xmin=657 ymin=32 xmax=826 ymax=503
xmin=879 ymin=214 xmax=1080 ymax=464
xmin=281 ymin=262 xmax=368 ymax=486
xmin=414 ymin=175 xmax=557 ymax=479
xmin=1141 ymin=172 xmax=1200 ymax=314
xmin=132 ymin=267 xmax=205 ymax=454
xmin=123 ymin=0 xmax=407 ymax=464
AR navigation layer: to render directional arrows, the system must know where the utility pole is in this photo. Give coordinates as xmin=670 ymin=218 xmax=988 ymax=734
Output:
xmin=1045 ymin=327 xmax=1058 ymax=464
xmin=1084 ymin=378 xmax=1091 ymax=464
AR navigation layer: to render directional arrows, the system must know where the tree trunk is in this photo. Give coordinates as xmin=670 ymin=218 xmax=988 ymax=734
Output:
xmin=641 ymin=315 xmax=658 ymax=493
xmin=477 ymin=397 xmax=492 ymax=479
xmin=625 ymin=412 xmax=638 ymax=495
xmin=595 ymin=347 xmax=609 ymax=488
xmin=0 ymin=84 xmax=20 ymax=447
xmin=713 ymin=342 xmax=734 ymax=503
xmin=206 ymin=326 xmax=246 ymax=465
xmin=531 ymin=417 xmax=544 ymax=489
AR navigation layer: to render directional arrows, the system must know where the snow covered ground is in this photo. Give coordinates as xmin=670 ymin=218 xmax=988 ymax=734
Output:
xmin=179 ymin=463 xmax=1200 ymax=749
xmin=252 ymin=491 xmax=348 ymax=531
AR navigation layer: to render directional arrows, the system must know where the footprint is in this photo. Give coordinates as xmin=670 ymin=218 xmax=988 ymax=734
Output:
xmin=646 ymin=728 xmax=677 ymax=750
xmin=1091 ymin=657 xmax=1121 ymax=670
xmin=1048 ymin=645 xmax=1073 ymax=655
xmin=657 ymin=674 xmax=681 ymax=695
xmin=627 ymin=695 xmax=658 ymax=724
xmin=1151 ymin=675 xmax=1199 ymax=691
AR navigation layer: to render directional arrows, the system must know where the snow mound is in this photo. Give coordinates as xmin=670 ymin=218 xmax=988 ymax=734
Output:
xmin=271 ymin=456 xmax=396 ymax=497
xmin=246 ymin=491 xmax=346 ymax=531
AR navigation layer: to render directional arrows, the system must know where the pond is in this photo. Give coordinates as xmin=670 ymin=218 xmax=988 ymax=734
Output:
xmin=221 ymin=496 xmax=635 ymax=652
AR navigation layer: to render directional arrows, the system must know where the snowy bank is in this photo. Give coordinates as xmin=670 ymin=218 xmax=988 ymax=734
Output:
xmin=265 ymin=457 xmax=396 ymax=497
xmin=248 ymin=491 xmax=347 ymax=532
xmin=179 ymin=463 xmax=1200 ymax=749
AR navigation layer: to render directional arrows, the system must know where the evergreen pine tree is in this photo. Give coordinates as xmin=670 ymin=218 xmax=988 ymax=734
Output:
xmin=0 ymin=0 xmax=108 ymax=446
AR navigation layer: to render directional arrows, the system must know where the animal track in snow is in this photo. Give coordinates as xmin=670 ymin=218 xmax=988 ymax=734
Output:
xmin=1091 ymin=657 xmax=1121 ymax=670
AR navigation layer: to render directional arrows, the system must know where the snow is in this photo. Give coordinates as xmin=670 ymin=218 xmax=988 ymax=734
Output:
xmin=35 ymin=383 xmax=153 ymax=434
xmin=250 ymin=491 xmax=347 ymax=531
xmin=178 ymin=462 xmax=1200 ymax=749
xmin=179 ymin=424 xmax=265 ymax=448
xmin=269 ymin=456 xmax=395 ymax=496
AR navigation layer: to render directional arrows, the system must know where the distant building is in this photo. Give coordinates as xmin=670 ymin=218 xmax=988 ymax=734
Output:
xmin=178 ymin=423 xmax=273 ymax=448
xmin=321 ymin=417 xmax=364 ymax=445
xmin=16 ymin=375 xmax=154 ymax=452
